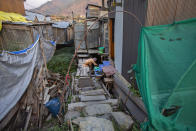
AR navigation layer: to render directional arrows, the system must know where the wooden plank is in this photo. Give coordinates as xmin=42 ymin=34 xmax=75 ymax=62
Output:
xmin=43 ymin=95 xmax=50 ymax=105
xmin=101 ymin=83 xmax=111 ymax=98
xmin=77 ymin=86 xmax=96 ymax=92
xmin=76 ymin=68 xmax=80 ymax=77
xmin=145 ymin=0 xmax=196 ymax=26
xmin=88 ymin=49 xmax=98 ymax=54
xmin=78 ymin=59 xmax=83 ymax=64
xmin=2 ymin=24 xmax=31 ymax=31
xmin=24 ymin=106 xmax=32 ymax=131
xmin=78 ymin=78 xmax=93 ymax=88
xmin=39 ymin=87 xmax=49 ymax=101
xmin=71 ymin=73 xmax=75 ymax=95
xmin=104 ymin=78 xmax=113 ymax=83
xmin=0 ymin=103 xmax=19 ymax=130
xmin=113 ymin=72 xmax=147 ymax=123
xmin=175 ymin=0 xmax=196 ymax=21
xmin=77 ymin=54 xmax=89 ymax=58
xmin=82 ymin=58 xmax=88 ymax=63
xmin=108 ymin=19 xmax=114 ymax=59
xmin=79 ymin=66 xmax=89 ymax=77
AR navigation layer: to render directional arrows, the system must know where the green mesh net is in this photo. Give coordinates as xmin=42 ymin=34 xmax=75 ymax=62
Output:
xmin=134 ymin=18 xmax=196 ymax=131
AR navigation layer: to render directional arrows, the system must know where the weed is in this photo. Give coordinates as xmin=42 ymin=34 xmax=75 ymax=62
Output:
xmin=47 ymin=47 xmax=77 ymax=76
xmin=132 ymin=123 xmax=140 ymax=131
xmin=112 ymin=119 xmax=121 ymax=131
xmin=80 ymin=111 xmax=85 ymax=117
xmin=48 ymin=122 xmax=69 ymax=131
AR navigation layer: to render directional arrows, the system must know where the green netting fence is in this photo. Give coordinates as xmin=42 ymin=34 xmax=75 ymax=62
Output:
xmin=134 ymin=18 xmax=196 ymax=131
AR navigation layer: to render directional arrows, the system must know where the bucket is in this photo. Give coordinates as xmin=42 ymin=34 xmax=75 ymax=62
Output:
xmin=103 ymin=61 xmax=110 ymax=66
xmin=98 ymin=47 xmax=104 ymax=54
xmin=94 ymin=67 xmax=102 ymax=76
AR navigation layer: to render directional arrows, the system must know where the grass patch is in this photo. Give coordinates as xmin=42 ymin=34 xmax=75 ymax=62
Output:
xmin=47 ymin=122 xmax=69 ymax=131
xmin=47 ymin=46 xmax=77 ymax=76
xmin=80 ymin=111 xmax=85 ymax=117
xmin=44 ymin=117 xmax=79 ymax=131
xmin=128 ymin=77 xmax=141 ymax=97
xmin=41 ymin=117 xmax=67 ymax=131
xmin=67 ymin=95 xmax=72 ymax=104
xmin=132 ymin=123 xmax=140 ymax=131
xmin=128 ymin=86 xmax=140 ymax=97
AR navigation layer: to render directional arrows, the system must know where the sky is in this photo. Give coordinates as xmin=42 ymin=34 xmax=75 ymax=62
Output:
xmin=24 ymin=0 xmax=52 ymax=9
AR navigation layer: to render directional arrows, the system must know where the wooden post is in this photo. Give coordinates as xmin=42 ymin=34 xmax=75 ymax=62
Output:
xmin=39 ymin=79 xmax=45 ymax=128
xmin=24 ymin=106 xmax=32 ymax=131
xmin=108 ymin=19 xmax=114 ymax=60
xmin=85 ymin=21 xmax=88 ymax=51
xmin=0 ymin=33 xmax=4 ymax=51
xmin=39 ymin=39 xmax=49 ymax=77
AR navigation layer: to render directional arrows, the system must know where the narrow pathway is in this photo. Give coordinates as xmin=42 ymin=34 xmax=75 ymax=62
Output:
xmin=64 ymin=50 xmax=134 ymax=131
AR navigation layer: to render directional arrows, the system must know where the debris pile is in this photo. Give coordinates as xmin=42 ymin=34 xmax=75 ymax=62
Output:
xmin=0 ymin=66 xmax=71 ymax=130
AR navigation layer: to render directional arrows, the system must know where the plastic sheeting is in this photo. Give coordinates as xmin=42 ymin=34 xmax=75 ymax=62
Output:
xmin=134 ymin=18 xmax=196 ymax=131
xmin=0 ymin=11 xmax=29 ymax=31
xmin=0 ymin=35 xmax=55 ymax=121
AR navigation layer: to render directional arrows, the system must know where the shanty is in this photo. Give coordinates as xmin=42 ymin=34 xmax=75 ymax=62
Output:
xmin=0 ymin=0 xmax=196 ymax=131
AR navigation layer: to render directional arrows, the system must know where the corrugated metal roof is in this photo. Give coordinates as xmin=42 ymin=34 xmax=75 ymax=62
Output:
xmin=52 ymin=21 xmax=70 ymax=28
xmin=25 ymin=11 xmax=51 ymax=22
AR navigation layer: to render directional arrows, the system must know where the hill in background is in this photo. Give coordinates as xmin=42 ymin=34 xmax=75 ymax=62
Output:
xmin=31 ymin=0 xmax=102 ymax=16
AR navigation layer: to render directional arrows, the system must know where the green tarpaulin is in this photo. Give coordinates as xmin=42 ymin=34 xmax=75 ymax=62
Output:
xmin=134 ymin=18 xmax=196 ymax=131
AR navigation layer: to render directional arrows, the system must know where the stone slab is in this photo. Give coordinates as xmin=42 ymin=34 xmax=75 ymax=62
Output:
xmin=80 ymin=89 xmax=105 ymax=96
xmin=79 ymin=117 xmax=114 ymax=131
xmin=64 ymin=111 xmax=81 ymax=122
xmin=84 ymin=104 xmax=112 ymax=116
xmin=72 ymin=117 xmax=87 ymax=125
xmin=79 ymin=78 xmax=94 ymax=88
xmin=84 ymin=99 xmax=118 ymax=106
xmin=68 ymin=102 xmax=86 ymax=111
xmin=97 ymin=113 xmax=112 ymax=120
xmin=111 ymin=112 xmax=134 ymax=130
xmin=80 ymin=95 xmax=106 ymax=102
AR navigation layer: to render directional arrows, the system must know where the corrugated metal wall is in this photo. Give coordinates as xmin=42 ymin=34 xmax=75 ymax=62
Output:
xmin=114 ymin=0 xmax=124 ymax=74
xmin=86 ymin=5 xmax=101 ymax=18
xmin=145 ymin=0 xmax=196 ymax=26
xmin=53 ymin=28 xmax=67 ymax=45
xmin=67 ymin=27 xmax=74 ymax=42
xmin=87 ymin=21 xmax=99 ymax=49
xmin=122 ymin=0 xmax=146 ymax=82
xmin=74 ymin=23 xmax=86 ymax=49
xmin=74 ymin=22 xmax=100 ymax=49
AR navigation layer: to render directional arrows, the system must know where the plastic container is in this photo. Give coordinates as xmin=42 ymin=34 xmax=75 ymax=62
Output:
xmin=94 ymin=67 xmax=102 ymax=76
xmin=45 ymin=97 xmax=60 ymax=116
xmin=99 ymin=64 xmax=104 ymax=71
xmin=103 ymin=61 xmax=111 ymax=66
xmin=98 ymin=47 xmax=105 ymax=54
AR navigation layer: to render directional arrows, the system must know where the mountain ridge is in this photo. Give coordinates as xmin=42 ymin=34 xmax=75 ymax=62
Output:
xmin=32 ymin=0 xmax=102 ymax=16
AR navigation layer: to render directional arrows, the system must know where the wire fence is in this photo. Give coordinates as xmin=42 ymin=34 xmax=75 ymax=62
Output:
xmin=0 ymin=24 xmax=33 ymax=52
